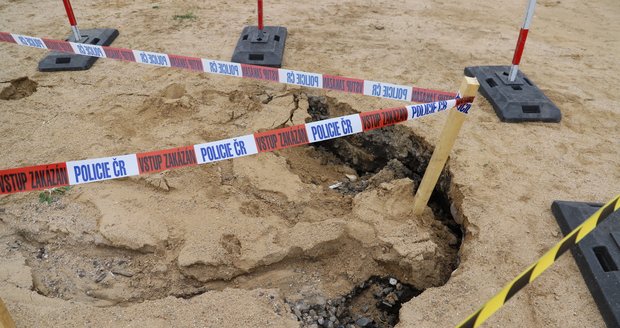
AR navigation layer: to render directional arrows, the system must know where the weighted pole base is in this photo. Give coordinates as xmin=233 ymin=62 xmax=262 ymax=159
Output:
xmin=231 ymin=26 xmax=287 ymax=68
xmin=552 ymin=200 xmax=620 ymax=328
xmin=464 ymin=65 xmax=561 ymax=123
xmin=38 ymin=28 xmax=119 ymax=72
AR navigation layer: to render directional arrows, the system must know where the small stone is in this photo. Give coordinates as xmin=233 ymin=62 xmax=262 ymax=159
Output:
xmin=94 ymin=272 xmax=107 ymax=283
xmin=329 ymin=182 xmax=343 ymax=189
xmin=389 ymin=278 xmax=398 ymax=286
xmin=318 ymin=317 xmax=325 ymax=325
xmin=362 ymin=305 xmax=369 ymax=313
xmin=328 ymin=306 xmax=336 ymax=315
xmin=385 ymin=292 xmax=399 ymax=303
xmin=309 ymin=309 xmax=317 ymax=317
xmin=294 ymin=308 xmax=302 ymax=318
xmin=345 ymin=174 xmax=358 ymax=182
xmin=356 ymin=317 xmax=371 ymax=327
xmin=382 ymin=287 xmax=393 ymax=295
xmin=396 ymin=283 xmax=403 ymax=291
xmin=309 ymin=324 xmax=319 ymax=328
xmin=111 ymin=269 xmax=134 ymax=277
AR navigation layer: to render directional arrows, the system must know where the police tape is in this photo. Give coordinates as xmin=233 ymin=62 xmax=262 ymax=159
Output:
xmin=456 ymin=194 xmax=620 ymax=328
xmin=0 ymin=97 xmax=473 ymax=195
xmin=0 ymin=32 xmax=457 ymax=104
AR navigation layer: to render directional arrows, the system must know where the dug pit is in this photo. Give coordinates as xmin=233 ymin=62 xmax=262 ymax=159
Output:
xmin=0 ymin=91 xmax=463 ymax=327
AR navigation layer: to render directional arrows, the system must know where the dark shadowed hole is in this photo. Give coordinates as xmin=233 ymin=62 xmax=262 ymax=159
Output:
xmin=55 ymin=57 xmax=71 ymax=64
xmin=511 ymin=85 xmax=522 ymax=91
xmin=249 ymin=53 xmax=264 ymax=61
xmin=287 ymin=96 xmax=465 ymax=328
xmin=289 ymin=276 xmax=421 ymax=328
xmin=594 ymin=246 xmax=618 ymax=272
xmin=486 ymin=78 xmax=497 ymax=88
xmin=274 ymin=35 xmax=280 ymax=42
xmin=90 ymin=38 xmax=100 ymax=44
xmin=522 ymin=105 xmax=540 ymax=113
xmin=243 ymin=34 xmax=248 ymax=40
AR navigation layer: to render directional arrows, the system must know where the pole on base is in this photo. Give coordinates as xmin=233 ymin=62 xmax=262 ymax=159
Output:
xmin=62 ymin=0 xmax=82 ymax=41
xmin=412 ymin=76 xmax=480 ymax=216
xmin=508 ymin=0 xmax=536 ymax=82
xmin=231 ymin=0 xmax=287 ymax=67
xmin=39 ymin=0 xmax=119 ymax=71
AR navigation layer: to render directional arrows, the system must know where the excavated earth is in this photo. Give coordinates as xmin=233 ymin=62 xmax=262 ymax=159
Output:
xmin=0 ymin=92 xmax=462 ymax=328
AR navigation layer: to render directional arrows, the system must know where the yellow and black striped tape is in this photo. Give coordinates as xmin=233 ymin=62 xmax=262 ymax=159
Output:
xmin=456 ymin=194 xmax=620 ymax=328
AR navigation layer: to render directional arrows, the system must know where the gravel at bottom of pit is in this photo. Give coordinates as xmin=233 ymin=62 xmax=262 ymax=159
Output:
xmin=289 ymin=276 xmax=420 ymax=328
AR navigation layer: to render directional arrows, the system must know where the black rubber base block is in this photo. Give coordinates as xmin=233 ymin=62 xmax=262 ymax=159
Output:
xmin=552 ymin=200 xmax=620 ymax=327
xmin=464 ymin=65 xmax=561 ymax=123
xmin=231 ymin=26 xmax=287 ymax=68
xmin=38 ymin=28 xmax=119 ymax=72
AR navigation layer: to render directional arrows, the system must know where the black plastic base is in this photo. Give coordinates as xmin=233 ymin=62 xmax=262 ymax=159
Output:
xmin=464 ymin=66 xmax=561 ymax=123
xmin=552 ymin=200 xmax=620 ymax=327
xmin=38 ymin=28 xmax=119 ymax=72
xmin=231 ymin=26 xmax=287 ymax=68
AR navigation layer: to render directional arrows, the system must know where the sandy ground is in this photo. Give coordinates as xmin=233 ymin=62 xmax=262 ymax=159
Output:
xmin=0 ymin=0 xmax=619 ymax=327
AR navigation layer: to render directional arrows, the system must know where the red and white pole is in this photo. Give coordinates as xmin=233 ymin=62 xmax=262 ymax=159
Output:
xmin=257 ymin=0 xmax=264 ymax=30
xmin=509 ymin=0 xmax=536 ymax=82
xmin=62 ymin=0 xmax=82 ymax=41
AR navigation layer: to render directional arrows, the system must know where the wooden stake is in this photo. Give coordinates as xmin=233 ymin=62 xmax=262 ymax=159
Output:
xmin=0 ymin=298 xmax=15 ymax=328
xmin=412 ymin=76 xmax=479 ymax=215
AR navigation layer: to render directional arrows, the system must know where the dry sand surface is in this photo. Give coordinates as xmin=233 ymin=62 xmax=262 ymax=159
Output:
xmin=0 ymin=0 xmax=619 ymax=327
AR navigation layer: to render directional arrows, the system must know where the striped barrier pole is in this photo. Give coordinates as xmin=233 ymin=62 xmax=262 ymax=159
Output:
xmin=456 ymin=194 xmax=620 ymax=328
xmin=62 ymin=0 xmax=82 ymax=41
xmin=508 ymin=0 xmax=536 ymax=82
xmin=412 ymin=76 xmax=479 ymax=215
xmin=258 ymin=0 xmax=264 ymax=31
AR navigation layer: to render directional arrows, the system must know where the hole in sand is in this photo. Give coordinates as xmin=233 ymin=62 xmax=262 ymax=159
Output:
xmin=5 ymin=92 xmax=463 ymax=327
xmin=0 ymin=76 xmax=38 ymax=100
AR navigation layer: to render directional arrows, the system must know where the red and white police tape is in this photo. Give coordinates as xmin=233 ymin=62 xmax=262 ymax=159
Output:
xmin=0 ymin=32 xmax=456 ymax=104
xmin=0 ymin=97 xmax=473 ymax=195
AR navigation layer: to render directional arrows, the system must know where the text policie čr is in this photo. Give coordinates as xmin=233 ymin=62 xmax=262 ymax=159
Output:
xmin=207 ymin=62 xmax=240 ymax=76
xmin=286 ymin=71 xmax=320 ymax=88
xmin=199 ymin=139 xmax=248 ymax=162
xmin=16 ymin=36 xmax=45 ymax=48
xmin=409 ymin=100 xmax=450 ymax=118
xmin=369 ymin=83 xmax=409 ymax=101
xmin=73 ymin=159 xmax=129 ymax=183
xmin=308 ymin=118 xmax=355 ymax=142
xmin=75 ymin=44 xmax=104 ymax=57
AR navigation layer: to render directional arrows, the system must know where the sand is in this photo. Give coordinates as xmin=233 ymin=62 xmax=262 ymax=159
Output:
xmin=0 ymin=0 xmax=619 ymax=327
